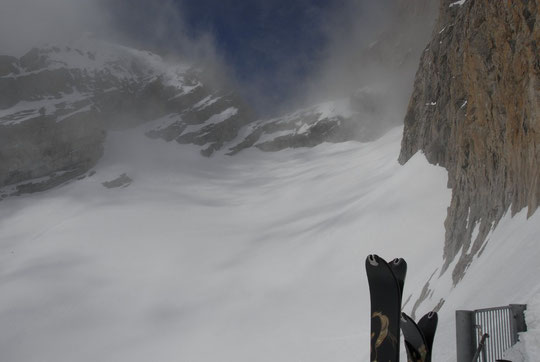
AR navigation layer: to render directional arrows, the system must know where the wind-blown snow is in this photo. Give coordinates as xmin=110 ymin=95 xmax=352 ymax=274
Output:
xmin=274 ymin=98 xmax=353 ymax=125
xmin=449 ymin=0 xmax=468 ymax=7
xmin=0 ymin=38 xmax=200 ymax=127
xmin=41 ymin=37 xmax=190 ymax=81
xmin=226 ymin=97 xmax=353 ymax=150
xmin=6 ymin=36 xmax=193 ymax=92
xmin=0 ymin=126 xmax=539 ymax=361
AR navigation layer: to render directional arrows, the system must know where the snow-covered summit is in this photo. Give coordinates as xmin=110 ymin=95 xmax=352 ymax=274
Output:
xmin=0 ymin=36 xmax=200 ymax=118
xmin=5 ymin=36 xmax=190 ymax=84
xmin=0 ymin=38 xmax=253 ymax=194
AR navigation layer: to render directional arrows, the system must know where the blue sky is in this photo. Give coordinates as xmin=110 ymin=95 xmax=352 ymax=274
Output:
xmin=105 ymin=0 xmax=392 ymax=114
xmin=178 ymin=0 xmax=328 ymax=106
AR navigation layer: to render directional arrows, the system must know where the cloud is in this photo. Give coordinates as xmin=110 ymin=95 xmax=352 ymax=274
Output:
xmin=0 ymin=0 xmax=437 ymax=126
xmin=103 ymin=0 xmax=215 ymax=60
xmin=294 ymin=0 xmax=437 ymax=125
xmin=216 ymin=0 xmax=415 ymax=116
xmin=0 ymin=0 xmax=110 ymax=56
xmin=0 ymin=0 xmax=219 ymax=65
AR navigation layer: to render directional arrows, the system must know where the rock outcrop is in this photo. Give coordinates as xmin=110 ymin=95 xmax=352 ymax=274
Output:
xmin=227 ymin=90 xmax=391 ymax=155
xmin=399 ymin=0 xmax=540 ymax=284
xmin=0 ymin=111 xmax=105 ymax=197
xmin=0 ymin=38 xmax=254 ymax=193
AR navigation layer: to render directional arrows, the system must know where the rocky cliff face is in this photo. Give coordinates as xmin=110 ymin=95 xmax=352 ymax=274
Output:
xmin=399 ymin=0 xmax=539 ymax=284
xmin=0 ymin=38 xmax=255 ymax=195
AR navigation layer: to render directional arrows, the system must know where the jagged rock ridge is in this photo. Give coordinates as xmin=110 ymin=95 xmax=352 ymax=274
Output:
xmin=399 ymin=0 xmax=539 ymax=284
xmin=0 ymin=39 xmax=415 ymax=196
xmin=0 ymin=38 xmax=254 ymax=195
xmin=227 ymin=90 xmax=393 ymax=155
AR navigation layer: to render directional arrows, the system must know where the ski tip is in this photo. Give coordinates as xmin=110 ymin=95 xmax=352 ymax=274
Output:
xmin=367 ymin=254 xmax=379 ymax=266
xmin=391 ymin=257 xmax=407 ymax=267
xmin=401 ymin=312 xmax=410 ymax=323
xmin=419 ymin=311 xmax=438 ymax=325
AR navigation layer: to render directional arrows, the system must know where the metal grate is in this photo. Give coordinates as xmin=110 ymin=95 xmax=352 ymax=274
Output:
xmin=474 ymin=306 xmax=516 ymax=362
xmin=455 ymin=304 xmax=527 ymax=362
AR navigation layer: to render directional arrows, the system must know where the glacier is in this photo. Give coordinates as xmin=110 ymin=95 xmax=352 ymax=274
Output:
xmin=1 ymin=124 xmax=539 ymax=361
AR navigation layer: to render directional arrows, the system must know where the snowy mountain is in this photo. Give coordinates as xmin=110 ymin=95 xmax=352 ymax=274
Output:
xmin=0 ymin=0 xmax=440 ymax=198
xmin=0 ymin=37 xmax=257 ymax=196
xmin=228 ymin=88 xmax=394 ymax=155
xmin=0 ymin=37 xmax=394 ymax=197
xmin=1 ymin=1 xmax=539 ymax=361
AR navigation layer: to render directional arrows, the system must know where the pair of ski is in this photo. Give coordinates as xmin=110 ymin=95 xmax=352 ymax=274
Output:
xmin=366 ymin=254 xmax=438 ymax=362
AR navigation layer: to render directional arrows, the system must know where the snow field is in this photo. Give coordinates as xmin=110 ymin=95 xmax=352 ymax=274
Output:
xmin=0 ymin=125 xmax=538 ymax=361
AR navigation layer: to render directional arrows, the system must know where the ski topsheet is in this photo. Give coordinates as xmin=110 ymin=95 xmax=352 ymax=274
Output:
xmin=417 ymin=311 xmax=438 ymax=360
xmin=389 ymin=258 xmax=407 ymax=302
xmin=400 ymin=311 xmax=439 ymax=362
xmin=366 ymin=254 xmax=402 ymax=362
xmin=401 ymin=312 xmax=427 ymax=361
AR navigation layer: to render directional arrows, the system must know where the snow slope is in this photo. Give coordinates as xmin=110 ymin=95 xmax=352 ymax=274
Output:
xmin=0 ymin=126 xmax=539 ymax=361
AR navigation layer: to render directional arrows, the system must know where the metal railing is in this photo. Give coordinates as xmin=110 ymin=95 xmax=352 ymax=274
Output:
xmin=474 ymin=306 xmax=515 ymax=361
xmin=456 ymin=304 xmax=527 ymax=362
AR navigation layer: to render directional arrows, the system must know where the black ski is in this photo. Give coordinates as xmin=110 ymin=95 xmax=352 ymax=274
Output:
xmin=389 ymin=258 xmax=407 ymax=302
xmin=366 ymin=254 xmax=402 ymax=362
xmin=418 ymin=311 xmax=438 ymax=359
xmin=401 ymin=311 xmax=437 ymax=362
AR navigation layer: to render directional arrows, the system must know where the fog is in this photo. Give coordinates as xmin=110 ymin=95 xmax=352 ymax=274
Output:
xmin=0 ymin=127 xmax=454 ymax=362
xmin=0 ymin=0 xmax=221 ymax=69
xmin=0 ymin=0 xmax=110 ymax=56
xmin=296 ymin=0 xmax=438 ymax=132
xmin=0 ymin=0 xmax=437 ymax=128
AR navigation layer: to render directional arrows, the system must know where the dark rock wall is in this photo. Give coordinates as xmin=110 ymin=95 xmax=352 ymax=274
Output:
xmin=399 ymin=0 xmax=540 ymax=283
xmin=0 ymin=111 xmax=105 ymax=191
xmin=0 ymin=47 xmax=254 ymax=192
